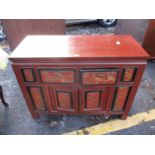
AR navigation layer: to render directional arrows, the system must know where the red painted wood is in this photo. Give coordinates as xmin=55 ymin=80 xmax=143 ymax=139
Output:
xmin=9 ymin=35 xmax=149 ymax=119
xmin=50 ymin=86 xmax=78 ymax=113
xmin=57 ymin=92 xmax=71 ymax=109
xmin=81 ymin=69 xmax=117 ymax=85
xmin=28 ymin=87 xmax=47 ymax=111
xmin=22 ymin=68 xmax=35 ymax=82
xmin=79 ymin=86 xmax=108 ymax=113
xmin=112 ymin=86 xmax=130 ymax=112
xmin=86 ymin=91 xmax=100 ymax=109
xmin=143 ymin=20 xmax=155 ymax=59
xmin=122 ymin=67 xmax=136 ymax=82
xmin=2 ymin=19 xmax=65 ymax=50
xmin=9 ymin=35 xmax=149 ymax=60
xmin=40 ymin=69 xmax=75 ymax=84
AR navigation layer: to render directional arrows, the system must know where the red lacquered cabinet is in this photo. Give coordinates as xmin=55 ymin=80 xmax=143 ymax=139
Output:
xmin=9 ymin=35 xmax=149 ymax=119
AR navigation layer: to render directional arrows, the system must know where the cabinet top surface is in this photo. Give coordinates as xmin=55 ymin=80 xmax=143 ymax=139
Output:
xmin=9 ymin=35 xmax=149 ymax=60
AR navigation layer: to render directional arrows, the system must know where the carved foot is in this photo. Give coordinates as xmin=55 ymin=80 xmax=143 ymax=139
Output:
xmin=120 ymin=114 xmax=128 ymax=120
xmin=31 ymin=113 xmax=40 ymax=119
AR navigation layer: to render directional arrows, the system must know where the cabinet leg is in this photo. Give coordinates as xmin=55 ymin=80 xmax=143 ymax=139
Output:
xmin=31 ymin=112 xmax=40 ymax=119
xmin=120 ymin=114 xmax=128 ymax=120
xmin=0 ymin=85 xmax=9 ymax=107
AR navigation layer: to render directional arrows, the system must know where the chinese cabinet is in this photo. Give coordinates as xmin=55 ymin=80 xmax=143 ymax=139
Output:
xmin=9 ymin=35 xmax=149 ymax=119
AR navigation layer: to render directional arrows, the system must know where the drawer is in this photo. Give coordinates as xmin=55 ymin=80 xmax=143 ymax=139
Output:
xmin=81 ymin=68 xmax=118 ymax=85
xmin=39 ymin=68 xmax=75 ymax=84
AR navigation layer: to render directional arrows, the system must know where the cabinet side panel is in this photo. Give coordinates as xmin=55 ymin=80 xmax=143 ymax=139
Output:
xmin=121 ymin=64 xmax=146 ymax=119
xmin=12 ymin=64 xmax=40 ymax=118
xmin=28 ymin=87 xmax=47 ymax=111
xmin=112 ymin=86 xmax=130 ymax=111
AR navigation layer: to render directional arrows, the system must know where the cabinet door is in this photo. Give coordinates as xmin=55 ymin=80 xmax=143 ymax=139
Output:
xmin=79 ymin=86 xmax=108 ymax=113
xmin=49 ymin=86 xmax=78 ymax=113
xmin=108 ymin=86 xmax=132 ymax=112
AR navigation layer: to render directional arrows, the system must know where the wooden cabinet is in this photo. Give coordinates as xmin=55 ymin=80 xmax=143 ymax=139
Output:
xmin=2 ymin=19 xmax=65 ymax=50
xmin=143 ymin=20 xmax=155 ymax=60
xmin=9 ymin=35 xmax=149 ymax=119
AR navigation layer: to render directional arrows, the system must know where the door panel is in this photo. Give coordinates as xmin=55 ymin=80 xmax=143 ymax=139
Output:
xmin=80 ymin=86 xmax=108 ymax=112
xmin=86 ymin=91 xmax=101 ymax=109
xmin=49 ymin=86 xmax=78 ymax=113
xmin=109 ymin=86 xmax=132 ymax=112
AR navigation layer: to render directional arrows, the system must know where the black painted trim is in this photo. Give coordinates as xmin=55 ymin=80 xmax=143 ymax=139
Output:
xmin=122 ymin=87 xmax=132 ymax=111
xmin=111 ymin=87 xmax=118 ymax=111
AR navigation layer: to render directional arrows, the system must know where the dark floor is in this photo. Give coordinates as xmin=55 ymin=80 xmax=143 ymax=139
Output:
xmin=0 ymin=21 xmax=155 ymax=135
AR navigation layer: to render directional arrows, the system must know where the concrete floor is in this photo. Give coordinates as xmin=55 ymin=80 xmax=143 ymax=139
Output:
xmin=0 ymin=21 xmax=155 ymax=135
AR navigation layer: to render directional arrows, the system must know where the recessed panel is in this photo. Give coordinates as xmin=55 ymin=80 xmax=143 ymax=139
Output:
xmin=56 ymin=91 xmax=72 ymax=109
xmin=22 ymin=68 xmax=36 ymax=82
xmin=81 ymin=69 xmax=118 ymax=85
xmin=40 ymin=69 xmax=75 ymax=84
xmin=50 ymin=86 xmax=78 ymax=113
xmin=85 ymin=91 xmax=101 ymax=109
xmin=122 ymin=67 xmax=136 ymax=82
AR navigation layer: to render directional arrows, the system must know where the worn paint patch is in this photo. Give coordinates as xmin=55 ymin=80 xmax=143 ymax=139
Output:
xmin=64 ymin=109 xmax=155 ymax=135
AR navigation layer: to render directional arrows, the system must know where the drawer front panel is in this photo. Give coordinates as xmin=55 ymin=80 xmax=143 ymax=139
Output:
xmin=21 ymin=68 xmax=36 ymax=82
xmin=39 ymin=69 xmax=75 ymax=84
xmin=81 ymin=69 xmax=118 ymax=85
xmin=27 ymin=86 xmax=47 ymax=111
xmin=111 ymin=86 xmax=131 ymax=112
xmin=122 ymin=67 xmax=137 ymax=82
